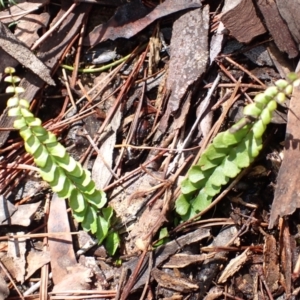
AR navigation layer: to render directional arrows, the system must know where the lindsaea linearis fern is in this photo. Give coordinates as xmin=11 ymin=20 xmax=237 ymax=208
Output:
xmin=176 ymin=73 xmax=300 ymax=221
xmin=4 ymin=67 xmax=119 ymax=255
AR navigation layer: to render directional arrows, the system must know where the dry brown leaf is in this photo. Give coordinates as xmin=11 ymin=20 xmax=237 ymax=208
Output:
xmin=52 ymin=264 xmax=92 ymax=293
xmin=15 ymin=13 xmax=50 ymax=47
xmin=84 ymin=0 xmax=202 ymax=47
xmin=0 ymin=0 xmax=48 ymax=24
xmin=25 ymin=249 xmax=50 ymax=280
xmin=0 ymin=196 xmax=41 ymax=227
xmin=4 ymin=233 xmax=27 ymax=283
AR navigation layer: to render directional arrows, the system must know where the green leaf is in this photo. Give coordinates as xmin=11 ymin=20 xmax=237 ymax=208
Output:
xmin=181 ymin=177 xmax=203 ymax=194
xmin=41 ymin=132 xmax=57 ymax=144
xmin=31 ymin=126 xmax=48 ymax=138
xmin=39 ymin=157 xmax=57 ymax=182
xmin=197 ymin=154 xmax=223 ymax=171
xmin=84 ymin=190 xmax=106 ymax=209
xmin=96 ymin=215 xmax=109 ymax=243
xmin=82 ymin=206 xmax=98 ymax=233
xmin=26 ymin=117 xmax=42 ymax=127
xmin=33 ymin=144 xmax=49 ymax=167
xmin=191 ymin=189 xmax=212 ymax=212
xmin=205 ymin=144 xmax=229 ymax=160
xmin=47 ymin=142 xmax=67 ymax=158
xmin=221 ymin=154 xmax=241 ymax=178
xmin=69 ymin=189 xmax=86 ymax=212
xmin=6 ymin=96 xmax=19 ymax=107
xmin=243 ymin=102 xmax=263 ymax=118
xmin=104 ymin=232 xmax=120 ymax=255
xmin=25 ymin=135 xmax=40 ymax=155
xmin=13 ymin=118 xmax=27 ymax=129
xmin=72 ymin=205 xmax=88 ymax=223
xmin=19 ymin=126 xmax=33 ymax=141
xmin=252 ymin=120 xmax=266 ymax=139
xmin=175 ymin=194 xmax=191 ymax=215
xmin=204 ymin=180 xmax=221 ymax=196
xmin=50 ymin=168 xmax=70 ymax=194
xmin=209 ymin=166 xmax=230 ymax=186
xmin=20 ymin=108 xmax=34 ymax=118
xmin=8 ymin=107 xmax=21 ymax=117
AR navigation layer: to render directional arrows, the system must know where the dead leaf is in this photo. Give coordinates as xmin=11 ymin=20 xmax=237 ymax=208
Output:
xmin=269 ymin=79 xmax=300 ymax=228
xmin=52 ymin=264 xmax=92 ymax=293
xmin=220 ymin=0 xmax=266 ymax=44
xmin=0 ymin=0 xmax=48 ymax=24
xmin=48 ymin=194 xmax=77 ymax=285
xmin=25 ymin=249 xmax=50 ymax=280
xmin=15 ymin=13 xmax=50 ymax=47
xmin=3 ymin=233 xmax=27 ymax=283
xmin=0 ymin=275 xmax=9 ymax=300
xmin=0 ymin=196 xmax=41 ymax=227
xmin=84 ymin=0 xmax=202 ymax=47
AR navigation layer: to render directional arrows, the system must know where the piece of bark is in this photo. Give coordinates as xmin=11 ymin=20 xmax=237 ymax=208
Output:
xmin=256 ymin=0 xmax=298 ymax=58
xmin=221 ymin=0 xmax=266 ymax=44
xmin=152 ymin=268 xmax=199 ymax=293
xmin=269 ymin=79 xmax=300 ymax=228
xmin=122 ymin=228 xmax=211 ymax=292
xmin=0 ymin=2 xmax=89 ymax=147
xmin=218 ymin=248 xmax=250 ymax=283
xmin=276 ymin=0 xmax=300 ymax=48
xmin=263 ymin=235 xmax=279 ymax=292
xmin=160 ymin=3 xmax=208 ymax=130
xmin=0 ymin=22 xmax=54 ymax=86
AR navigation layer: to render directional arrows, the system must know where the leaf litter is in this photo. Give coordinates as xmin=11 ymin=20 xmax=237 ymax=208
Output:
xmin=0 ymin=0 xmax=299 ymax=299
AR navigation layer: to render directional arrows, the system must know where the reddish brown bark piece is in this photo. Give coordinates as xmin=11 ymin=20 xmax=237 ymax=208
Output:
xmin=221 ymin=0 xmax=266 ymax=44
xmin=84 ymin=0 xmax=201 ymax=47
xmin=160 ymin=3 xmax=208 ymax=130
xmin=256 ymin=0 xmax=298 ymax=58
xmin=277 ymin=0 xmax=300 ymax=47
xmin=48 ymin=194 xmax=77 ymax=285
xmin=269 ymin=81 xmax=300 ymax=228
xmin=263 ymin=235 xmax=279 ymax=292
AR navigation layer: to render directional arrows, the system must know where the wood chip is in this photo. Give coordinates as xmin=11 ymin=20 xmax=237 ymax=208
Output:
xmin=160 ymin=3 xmax=208 ymax=129
xmin=218 ymin=248 xmax=250 ymax=283
xmin=221 ymin=0 xmax=266 ymax=44
xmin=152 ymin=268 xmax=199 ymax=293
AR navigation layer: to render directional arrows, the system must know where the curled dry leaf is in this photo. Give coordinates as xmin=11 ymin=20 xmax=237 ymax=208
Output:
xmin=84 ymin=0 xmax=202 ymax=47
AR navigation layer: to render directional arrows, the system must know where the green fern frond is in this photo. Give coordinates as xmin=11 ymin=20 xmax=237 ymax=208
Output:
xmin=176 ymin=74 xmax=300 ymax=220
